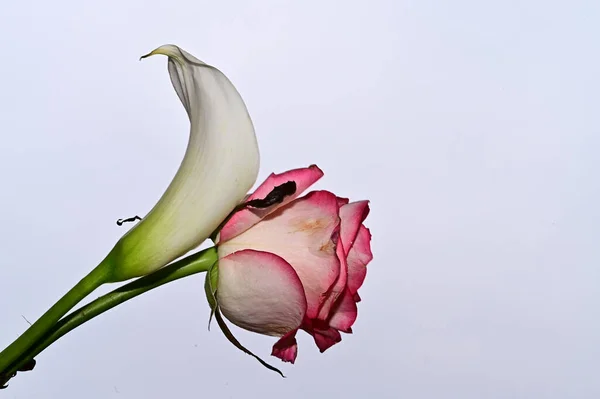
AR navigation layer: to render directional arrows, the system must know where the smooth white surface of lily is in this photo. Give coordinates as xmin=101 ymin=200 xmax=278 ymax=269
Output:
xmin=107 ymin=45 xmax=259 ymax=281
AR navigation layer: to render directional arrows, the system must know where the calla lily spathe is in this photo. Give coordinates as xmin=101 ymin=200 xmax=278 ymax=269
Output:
xmin=107 ymin=45 xmax=260 ymax=281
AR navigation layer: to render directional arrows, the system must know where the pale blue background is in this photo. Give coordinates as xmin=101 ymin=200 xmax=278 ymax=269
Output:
xmin=1 ymin=0 xmax=599 ymax=398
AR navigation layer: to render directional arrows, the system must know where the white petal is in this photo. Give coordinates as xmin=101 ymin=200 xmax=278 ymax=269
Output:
xmin=219 ymin=191 xmax=342 ymax=319
xmin=217 ymin=249 xmax=307 ymax=337
xmin=109 ymin=45 xmax=259 ymax=281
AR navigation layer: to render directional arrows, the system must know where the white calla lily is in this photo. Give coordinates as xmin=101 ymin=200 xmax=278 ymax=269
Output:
xmin=106 ymin=44 xmax=259 ymax=281
xmin=0 ymin=45 xmax=259 ymax=379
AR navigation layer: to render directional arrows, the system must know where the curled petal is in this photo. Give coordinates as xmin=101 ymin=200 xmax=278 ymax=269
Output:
xmin=337 ymin=197 xmax=350 ymax=207
xmin=219 ymin=191 xmax=341 ymax=319
xmin=217 ymin=250 xmax=307 ymax=337
xmin=311 ymin=327 xmax=342 ymax=353
xmin=316 ymin=201 xmax=369 ymax=321
xmin=272 ymin=330 xmax=299 ymax=363
xmin=219 ymin=165 xmax=324 ymax=242
xmin=328 ymin=289 xmax=358 ymax=333
xmin=347 ymin=225 xmax=373 ymax=296
xmin=317 ymin=237 xmax=347 ymax=321
xmin=109 ymin=45 xmax=259 ymax=281
xmin=339 ymin=201 xmax=370 ymax=255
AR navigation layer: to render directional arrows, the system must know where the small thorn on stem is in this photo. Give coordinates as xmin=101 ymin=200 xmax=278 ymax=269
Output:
xmin=0 ymin=373 xmax=15 ymax=389
xmin=0 ymin=358 xmax=37 ymax=389
xmin=116 ymin=215 xmax=142 ymax=226
xmin=17 ymin=359 xmax=36 ymax=372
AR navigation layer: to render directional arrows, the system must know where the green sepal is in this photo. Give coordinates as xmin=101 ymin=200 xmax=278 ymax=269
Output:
xmin=204 ymin=260 xmax=284 ymax=377
xmin=214 ymin=307 xmax=285 ymax=378
xmin=204 ymin=261 xmax=219 ymax=330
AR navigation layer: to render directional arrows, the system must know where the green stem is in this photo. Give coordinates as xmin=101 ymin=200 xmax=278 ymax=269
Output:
xmin=0 ymin=259 xmax=111 ymax=372
xmin=3 ymin=247 xmax=217 ymax=380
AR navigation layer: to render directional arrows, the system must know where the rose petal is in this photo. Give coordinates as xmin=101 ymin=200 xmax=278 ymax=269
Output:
xmin=312 ymin=327 xmax=342 ymax=353
xmin=217 ymin=249 xmax=307 ymax=337
xmin=328 ymin=289 xmax=358 ymax=333
xmin=316 ymin=201 xmax=369 ymax=321
xmin=347 ymin=225 xmax=373 ymax=295
xmin=219 ymin=191 xmax=341 ymax=319
xmin=316 ymin=237 xmax=347 ymax=321
xmin=271 ymin=330 xmax=299 ymax=363
xmin=337 ymin=197 xmax=350 ymax=207
xmin=219 ymin=165 xmax=324 ymax=242
xmin=339 ymin=201 xmax=370 ymax=255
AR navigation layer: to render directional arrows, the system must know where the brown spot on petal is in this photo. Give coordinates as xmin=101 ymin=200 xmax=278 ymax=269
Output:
xmin=319 ymin=239 xmax=336 ymax=254
xmin=294 ymin=218 xmax=328 ymax=233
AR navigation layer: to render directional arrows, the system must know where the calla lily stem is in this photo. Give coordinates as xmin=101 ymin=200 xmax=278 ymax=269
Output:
xmin=1 ymin=247 xmax=217 ymax=385
xmin=0 ymin=259 xmax=111 ymax=372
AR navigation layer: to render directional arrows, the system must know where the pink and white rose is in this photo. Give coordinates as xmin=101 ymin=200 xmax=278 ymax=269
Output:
xmin=214 ymin=165 xmax=372 ymax=363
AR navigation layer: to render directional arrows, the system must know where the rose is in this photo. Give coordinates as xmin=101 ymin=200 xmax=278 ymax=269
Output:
xmin=210 ymin=165 xmax=372 ymax=365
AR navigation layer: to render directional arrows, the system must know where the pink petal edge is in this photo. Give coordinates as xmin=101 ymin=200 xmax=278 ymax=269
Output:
xmin=271 ymin=330 xmax=299 ymax=363
xmin=347 ymin=225 xmax=373 ymax=295
xmin=312 ymin=327 xmax=342 ymax=353
xmin=219 ymin=165 xmax=324 ymax=243
xmin=316 ymin=201 xmax=369 ymax=321
xmin=328 ymin=289 xmax=358 ymax=333
xmin=339 ymin=201 xmax=370 ymax=256
xmin=217 ymin=249 xmax=307 ymax=337
xmin=316 ymin=236 xmax=347 ymax=321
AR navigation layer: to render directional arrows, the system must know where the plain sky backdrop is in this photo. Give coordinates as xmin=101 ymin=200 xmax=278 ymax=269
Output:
xmin=1 ymin=0 xmax=599 ymax=398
